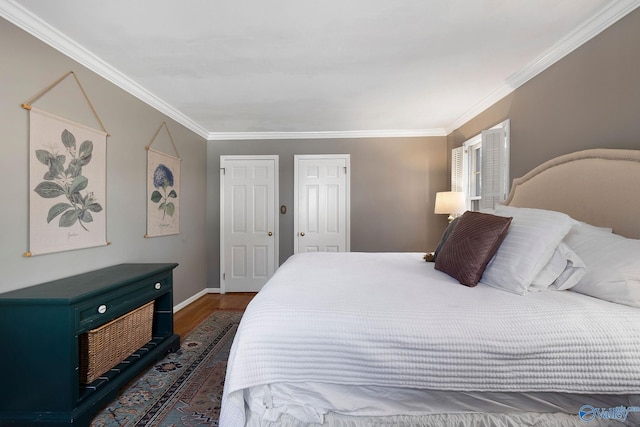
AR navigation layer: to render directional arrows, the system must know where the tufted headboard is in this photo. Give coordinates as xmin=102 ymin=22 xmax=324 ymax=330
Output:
xmin=504 ymin=148 xmax=640 ymax=239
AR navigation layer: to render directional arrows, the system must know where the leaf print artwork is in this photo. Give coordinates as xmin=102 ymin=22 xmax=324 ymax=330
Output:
xmin=33 ymin=129 xmax=103 ymax=231
xmin=151 ymin=164 xmax=178 ymax=219
xmin=28 ymin=107 xmax=107 ymax=255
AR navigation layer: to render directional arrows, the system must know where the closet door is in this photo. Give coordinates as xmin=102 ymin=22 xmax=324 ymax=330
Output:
xmin=220 ymin=156 xmax=278 ymax=292
xmin=294 ymin=155 xmax=350 ymax=253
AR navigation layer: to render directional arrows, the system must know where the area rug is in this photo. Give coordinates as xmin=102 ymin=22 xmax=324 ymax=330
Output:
xmin=90 ymin=310 xmax=244 ymax=427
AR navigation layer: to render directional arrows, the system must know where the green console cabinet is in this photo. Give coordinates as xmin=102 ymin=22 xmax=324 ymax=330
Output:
xmin=0 ymin=263 xmax=181 ymax=426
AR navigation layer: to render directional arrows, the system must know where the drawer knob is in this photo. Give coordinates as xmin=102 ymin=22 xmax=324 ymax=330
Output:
xmin=154 ymin=282 xmax=162 ymax=290
xmin=97 ymin=304 xmax=107 ymax=314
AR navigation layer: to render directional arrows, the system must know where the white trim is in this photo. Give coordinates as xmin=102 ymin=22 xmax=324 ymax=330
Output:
xmin=219 ymin=165 xmax=225 ymax=294
xmin=0 ymin=1 xmax=444 ymax=141
xmin=172 ymin=288 xmax=207 ymax=313
xmin=172 ymin=287 xmax=221 ymax=313
xmin=446 ymin=0 xmax=640 ymax=133
xmin=207 ymin=129 xmax=446 ymax=141
xmin=0 ymin=0 xmax=210 ymax=139
xmin=507 ymin=0 xmax=640 ymax=89
xmin=3 ymin=0 xmax=637 ymax=140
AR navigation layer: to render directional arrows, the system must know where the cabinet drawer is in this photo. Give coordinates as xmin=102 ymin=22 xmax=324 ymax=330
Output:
xmin=76 ymin=273 xmax=170 ymax=331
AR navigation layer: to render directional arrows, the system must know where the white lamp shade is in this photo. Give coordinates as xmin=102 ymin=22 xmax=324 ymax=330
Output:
xmin=434 ymin=191 xmax=466 ymax=215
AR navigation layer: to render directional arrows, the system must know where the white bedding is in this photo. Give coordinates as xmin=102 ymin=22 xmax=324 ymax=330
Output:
xmin=245 ymin=383 xmax=638 ymax=425
xmin=221 ymin=252 xmax=640 ymax=426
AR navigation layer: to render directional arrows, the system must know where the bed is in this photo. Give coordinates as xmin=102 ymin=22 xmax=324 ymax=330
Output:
xmin=220 ymin=148 xmax=640 ymax=427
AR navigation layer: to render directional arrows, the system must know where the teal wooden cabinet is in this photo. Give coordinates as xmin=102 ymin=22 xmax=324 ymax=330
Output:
xmin=0 ymin=263 xmax=180 ymax=426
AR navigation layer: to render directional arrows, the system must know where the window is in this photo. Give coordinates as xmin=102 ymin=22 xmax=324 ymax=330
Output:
xmin=452 ymin=119 xmax=510 ymax=211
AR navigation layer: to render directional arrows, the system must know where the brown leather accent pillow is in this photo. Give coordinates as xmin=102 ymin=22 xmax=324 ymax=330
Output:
xmin=434 ymin=211 xmax=512 ymax=287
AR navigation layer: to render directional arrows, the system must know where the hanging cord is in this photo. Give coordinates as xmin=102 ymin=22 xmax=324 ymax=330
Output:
xmin=145 ymin=121 xmax=180 ymax=159
xmin=22 ymin=71 xmax=109 ymax=136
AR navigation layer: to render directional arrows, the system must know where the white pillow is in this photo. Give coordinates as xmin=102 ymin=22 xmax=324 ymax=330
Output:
xmin=565 ymin=224 xmax=640 ymax=307
xmin=480 ymin=206 xmax=578 ymax=295
xmin=575 ymin=221 xmax=613 ymax=235
xmin=529 ymin=242 xmax=586 ymax=292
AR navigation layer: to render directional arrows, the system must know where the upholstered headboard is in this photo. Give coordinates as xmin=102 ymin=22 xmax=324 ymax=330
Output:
xmin=504 ymin=148 xmax=640 ymax=239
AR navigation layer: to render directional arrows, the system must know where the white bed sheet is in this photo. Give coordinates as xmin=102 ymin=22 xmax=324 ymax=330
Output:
xmin=221 ymin=252 xmax=640 ymax=426
xmin=246 ymin=383 xmax=639 ymax=425
xmin=245 ymin=410 xmax=636 ymax=427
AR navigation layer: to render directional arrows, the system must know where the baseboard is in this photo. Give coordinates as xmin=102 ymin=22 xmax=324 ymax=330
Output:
xmin=173 ymin=287 xmax=222 ymax=313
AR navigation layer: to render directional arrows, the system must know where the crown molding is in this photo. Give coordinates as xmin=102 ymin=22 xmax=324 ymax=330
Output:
xmin=207 ymin=128 xmax=447 ymax=141
xmin=4 ymin=0 xmax=638 ymax=140
xmin=1 ymin=0 xmax=440 ymax=141
xmin=0 ymin=0 xmax=210 ymax=139
xmin=446 ymin=0 xmax=640 ymax=134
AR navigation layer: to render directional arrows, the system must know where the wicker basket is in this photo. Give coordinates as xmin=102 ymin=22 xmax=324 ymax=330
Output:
xmin=79 ymin=301 xmax=154 ymax=384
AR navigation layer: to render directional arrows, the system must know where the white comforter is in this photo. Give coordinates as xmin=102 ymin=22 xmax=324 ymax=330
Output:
xmin=220 ymin=252 xmax=640 ymax=426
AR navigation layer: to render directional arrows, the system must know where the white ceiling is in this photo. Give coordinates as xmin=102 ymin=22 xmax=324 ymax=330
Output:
xmin=2 ymin=0 xmax=639 ymax=140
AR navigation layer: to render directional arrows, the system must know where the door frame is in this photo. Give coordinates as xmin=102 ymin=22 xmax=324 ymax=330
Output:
xmin=220 ymin=155 xmax=279 ymax=293
xmin=294 ymin=154 xmax=350 ymax=253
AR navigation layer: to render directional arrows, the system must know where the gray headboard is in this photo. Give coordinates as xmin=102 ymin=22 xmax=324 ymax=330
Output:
xmin=504 ymin=148 xmax=640 ymax=239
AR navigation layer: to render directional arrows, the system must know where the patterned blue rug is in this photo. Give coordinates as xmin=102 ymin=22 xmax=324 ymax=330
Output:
xmin=90 ymin=310 xmax=243 ymax=426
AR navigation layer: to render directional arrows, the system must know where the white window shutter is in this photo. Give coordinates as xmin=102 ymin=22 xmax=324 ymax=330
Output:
xmin=451 ymin=146 xmax=464 ymax=192
xmin=480 ymin=128 xmax=509 ymax=210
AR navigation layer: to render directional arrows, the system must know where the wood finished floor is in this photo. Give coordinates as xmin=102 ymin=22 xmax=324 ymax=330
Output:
xmin=173 ymin=292 xmax=256 ymax=338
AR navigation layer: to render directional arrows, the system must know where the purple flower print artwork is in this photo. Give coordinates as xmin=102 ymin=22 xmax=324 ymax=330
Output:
xmin=150 ymin=164 xmax=178 ymax=219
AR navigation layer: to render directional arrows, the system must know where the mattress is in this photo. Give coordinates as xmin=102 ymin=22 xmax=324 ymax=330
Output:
xmin=221 ymin=252 xmax=640 ymax=426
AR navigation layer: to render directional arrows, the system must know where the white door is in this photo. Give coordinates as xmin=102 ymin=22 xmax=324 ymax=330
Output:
xmin=294 ymin=155 xmax=350 ymax=253
xmin=220 ymin=156 xmax=278 ymax=293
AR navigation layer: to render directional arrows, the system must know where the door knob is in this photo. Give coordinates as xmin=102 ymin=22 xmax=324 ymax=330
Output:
xmin=300 ymin=232 xmax=305 ymax=236
xmin=268 ymin=231 xmax=273 ymax=236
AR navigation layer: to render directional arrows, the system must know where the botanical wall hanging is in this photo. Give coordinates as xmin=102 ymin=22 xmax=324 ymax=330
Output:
xmin=24 ymin=72 xmax=109 ymax=256
xmin=146 ymin=122 xmax=181 ymax=237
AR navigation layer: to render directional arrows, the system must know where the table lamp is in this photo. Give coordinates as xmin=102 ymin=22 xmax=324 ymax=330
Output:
xmin=434 ymin=191 xmax=466 ymax=222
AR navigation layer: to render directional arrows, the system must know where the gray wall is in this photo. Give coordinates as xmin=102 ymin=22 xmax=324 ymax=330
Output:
xmin=206 ymin=137 xmax=448 ymax=287
xmin=0 ymin=18 xmax=208 ymax=305
xmin=448 ymin=7 xmax=640 ymax=180
xmin=6 ymin=4 xmax=639 ymax=301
